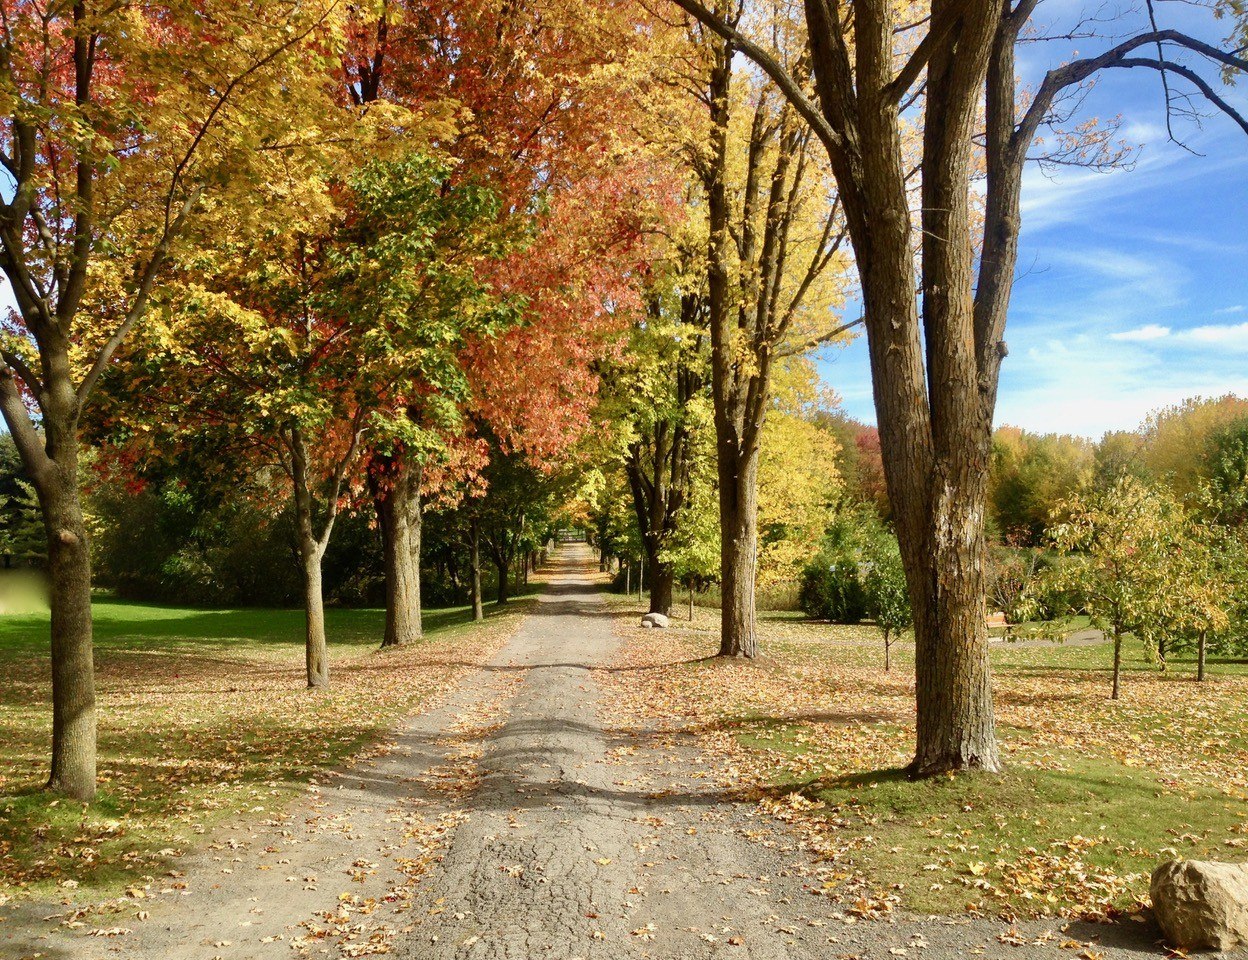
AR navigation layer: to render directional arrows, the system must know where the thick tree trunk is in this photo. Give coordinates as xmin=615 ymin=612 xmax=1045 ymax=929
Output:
xmin=905 ymin=479 xmax=1000 ymax=776
xmin=42 ymin=469 xmax=97 ymax=802
xmin=469 ymin=518 xmax=484 ymax=622
xmin=371 ymin=459 xmax=423 ymax=648
xmin=717 ymin=450 xmax=759 ymax=658
xmin=648 ymin=549 xmax=674 ymax=618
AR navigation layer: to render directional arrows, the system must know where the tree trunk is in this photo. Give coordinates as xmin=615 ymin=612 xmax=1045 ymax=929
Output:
xmin=496 ymin=558 xmax=509 ymax=605
xmin=371 ymin=458 xmax=423 ymax=648
xmin=43 ymin=471 xmax=97 ymax=802
xmin=2 ymin=370 xmax=98 ymax=801
xmin=884 ymin=627 xmax=892 ymax=673
xmin=1111 ymin=629 xmax=1123 ymax=701
xmin=649 ymin=552 xmax=674 ymax=618
xmin=688 ymin=584 xmax=695 ymax=621
xmin=1198 ymin=629 xmax=1207 ymax=682
xmin=904 ymin=481 xmax=1000 ymax=776
xmin=290 ymin=427 xmax=330 ymax=689
xmin=298 ymin=539 xmax=330 ymax=688
xmin=469 ymin=517 xmax=484 ymax=622
xmin=717 ymin=448 xmax=760 ymax=658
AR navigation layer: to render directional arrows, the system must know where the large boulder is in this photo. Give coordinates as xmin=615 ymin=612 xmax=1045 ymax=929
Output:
xmin=640 ymin=613 xmax=670 ymax=629
xmin=1151 ymin=859 xmax=1248 ymax=952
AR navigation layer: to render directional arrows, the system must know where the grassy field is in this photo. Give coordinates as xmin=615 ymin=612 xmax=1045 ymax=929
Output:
xmin=599 ymin=601 xmax=1248 ymax=919
xmin=0 ymin=589 xmax=534 ymax=897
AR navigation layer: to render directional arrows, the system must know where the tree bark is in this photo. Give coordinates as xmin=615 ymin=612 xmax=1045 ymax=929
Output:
xmin=43 ymin=461 xmax=97 ymax=801
xmin=371 ymin=456 xmax=423 ymax=647
xmin=2 ymin=364 xmax=98 ymax=801
xmin=884 ymin=627 xmax=891 ymax=673
xmin=495 ymin=558 xmax=509 ymax=605
xmin=290 ymin=425 xmax=331 ymax=689
xmin=649 ymin=553 xmax=674 ymax=617
xmin=469 ymin=517 xmax=484 ymax=622
xmin=717 ymin=446 xmax=760 ymax=658
xmin=298 ymin=535 xmax=330 ymax=688
xmin=1198 ymin=629 xmax=1207 ymax=682
xmin=1111 ymin=629 xmax=1123 ymax=700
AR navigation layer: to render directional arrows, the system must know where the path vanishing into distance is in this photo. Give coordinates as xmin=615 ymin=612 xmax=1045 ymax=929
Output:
xmin=4 ymin=545 xmax=1164 ymax=960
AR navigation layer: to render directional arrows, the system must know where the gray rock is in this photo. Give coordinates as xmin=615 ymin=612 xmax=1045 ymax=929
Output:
xmin=1151 ymin=859 xmax=1248 ymax=952
xmin=640 ymin=612 xmax=670 ymax=629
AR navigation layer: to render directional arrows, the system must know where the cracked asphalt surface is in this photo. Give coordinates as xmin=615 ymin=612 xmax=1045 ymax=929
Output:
xmin=2 ymin=544 xmax=1171 ymax=959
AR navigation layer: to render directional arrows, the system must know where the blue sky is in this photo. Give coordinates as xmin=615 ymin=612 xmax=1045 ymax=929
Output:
xmin=818 ymin=3 xmax=1248 ymax=440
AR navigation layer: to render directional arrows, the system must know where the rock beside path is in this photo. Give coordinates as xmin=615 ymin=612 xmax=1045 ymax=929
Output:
xmin=1151 ymin=859 xmax=1248 ymax=952
xmin=639 ymin=612 xmax=670 ymax=628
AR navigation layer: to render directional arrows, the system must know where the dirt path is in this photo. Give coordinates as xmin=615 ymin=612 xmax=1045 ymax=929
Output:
xmin=3 ymin=546 xmax=1166 ymax=959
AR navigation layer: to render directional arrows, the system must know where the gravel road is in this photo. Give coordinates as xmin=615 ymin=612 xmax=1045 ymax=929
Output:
xmin=1 ymin=544 xmax=1172 ymax=960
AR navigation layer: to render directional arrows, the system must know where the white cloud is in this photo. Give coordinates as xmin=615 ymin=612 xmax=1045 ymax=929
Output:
xmin=1214 ymin=305 xmax=1246 ymax=316
xmin=1110 ymin=324 xmax=1170 ymax=342
xmin=1177 ymin=322 xmax=1248 ymax=349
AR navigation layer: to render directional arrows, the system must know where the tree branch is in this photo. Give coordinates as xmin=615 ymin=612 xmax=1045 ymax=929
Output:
xmin=75 ymin=184 xmax=204 ymax=408
xmin=774 ymin=315 xmax=864 ymax=358
xmin=666 ymin=0 xmax=841 ymax=155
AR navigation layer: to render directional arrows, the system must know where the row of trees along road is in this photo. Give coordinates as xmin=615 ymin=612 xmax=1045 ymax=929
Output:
xmin=2 ymin=0 xmax=1247 ymax=801
xmin=0 ymin=0 xmax=676 ymax=801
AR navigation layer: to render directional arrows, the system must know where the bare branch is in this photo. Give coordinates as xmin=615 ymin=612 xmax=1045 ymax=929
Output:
xmin=774 ymin=314 xmax=863 ymax=358
xmin=1019 ymin=29 xmax=1248 ymax=155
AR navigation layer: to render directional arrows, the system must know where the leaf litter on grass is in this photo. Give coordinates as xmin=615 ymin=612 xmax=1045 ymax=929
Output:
xmin=0 ymin=602 xmax=530 ymax=897
xmin=596 ymin=612 xmax=1248 ymax=921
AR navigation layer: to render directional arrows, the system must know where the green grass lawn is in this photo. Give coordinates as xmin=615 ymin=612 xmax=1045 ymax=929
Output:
xmin=0 ymin=591 xmax=533 ymax=897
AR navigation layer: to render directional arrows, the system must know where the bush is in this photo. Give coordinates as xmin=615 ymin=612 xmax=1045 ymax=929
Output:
xmin=799 ymin=558 xmax=869 ymax=623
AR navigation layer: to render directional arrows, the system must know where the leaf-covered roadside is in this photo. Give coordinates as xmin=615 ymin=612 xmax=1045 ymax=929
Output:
xmin=596 ymin=609 xmax=1248 ymax=920
xmin=0 ymin=601 xmax=529 ymax=897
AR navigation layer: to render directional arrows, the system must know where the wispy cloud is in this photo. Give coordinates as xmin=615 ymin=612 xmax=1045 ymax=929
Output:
xmin=1214 ymin=305 xmax=1245 ymax=316
xmin=1110 ymin=323 xmax=1170 ymax=342
xmin=1179 ymin=322 xmax=1248 ymax=349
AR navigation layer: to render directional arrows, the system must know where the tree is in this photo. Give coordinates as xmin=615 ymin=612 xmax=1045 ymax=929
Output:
xmin=1141 ymin=396 xmax=1248 ymax=499
xmin=0 ymin=0 xmax=339 ymax=800
xmin=0 ymin=434 xmax=42 ymax=569
xmin=864 ymin=535 xmax=912 ymax=673
xmin=680 ymin=19 xmax=855 ymax=658
xmin=606 ymin=266 xmax=712 ymax=616
xmin=1039 ymin=477 xmax=1204 ymax=700
xmin=756 ymin=408 xmax=842 ymax=586
xmin=100 ymin=151 xmax=518 ymax=686
xmin=340 ymin=0 xmax=672 ymax=641
xmin=669 ymin=0 xmax=1248 ymax=773
xmin=475 ymin=439 xmax=558 ymax=605
xmin=989 ymin=428 xmax=1095 ymax=545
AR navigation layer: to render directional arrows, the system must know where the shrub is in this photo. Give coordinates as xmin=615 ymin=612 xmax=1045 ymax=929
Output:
xmin=799 ymin=558 xmax=869 ymax=623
